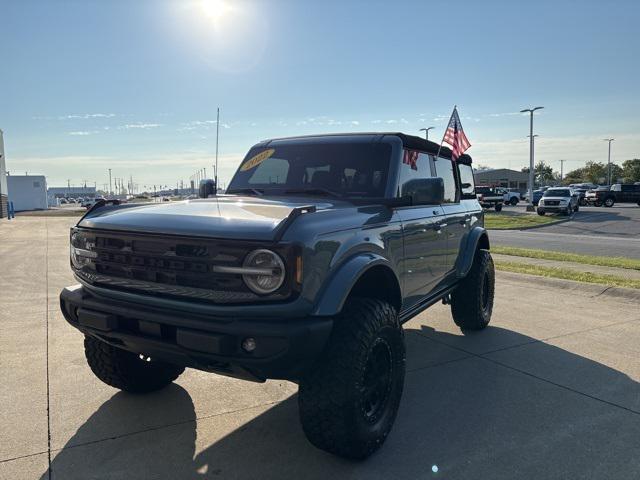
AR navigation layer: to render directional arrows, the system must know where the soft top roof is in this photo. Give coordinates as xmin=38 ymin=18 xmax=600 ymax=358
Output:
xmin=259 ymin=132 xmax=473 ymax=165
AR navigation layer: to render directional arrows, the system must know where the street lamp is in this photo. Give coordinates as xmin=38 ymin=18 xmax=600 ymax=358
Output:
xmin=419 ymin=127 xmax=434 ymax=141
xmin=603 ymin=138 xmax=614 ymax=186
xmin=520 ymin=106 xmax=544 ymax=209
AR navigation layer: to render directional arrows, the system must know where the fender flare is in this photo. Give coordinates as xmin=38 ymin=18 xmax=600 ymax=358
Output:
xmin=311 ymin=253 xmax=399 ymax=317
xmin=455 ymin=226 xmax=490 ymax=279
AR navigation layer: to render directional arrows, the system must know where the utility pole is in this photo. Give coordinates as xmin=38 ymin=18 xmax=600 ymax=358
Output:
xmin=215 ymin=107 xmax=220 ymax=191
xmin=559 ymin=159 xmax=565 ymax=183
xmin=520 ymin=106 xmax=544 ymax=210
xmin=603 ymin=138 xmax=614 ymax=186
xmin=419 ymin=127 xmax=434 ymax=141
xmin=108 ymin=168 xmax=112 ymax=197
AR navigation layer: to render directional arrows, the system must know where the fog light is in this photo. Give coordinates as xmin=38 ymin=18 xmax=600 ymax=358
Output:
xmin=242 ymin=337 xmax=257 ymax=353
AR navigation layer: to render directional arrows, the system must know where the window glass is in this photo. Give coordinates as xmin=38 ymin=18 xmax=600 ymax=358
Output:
xmin=247 ymin=157 xmax=289 ymax=185
xmin=458 ymin=164 xmax=475 ymax=196
xmin=398 ymin=152 xmax=433 ymax=197
xmin=433 ymin=157 xmax=457 ymax=203
xmin=229 ymin=142 xmax=391 ymax=197
xmin=611 ymin=184 xmax=621 ymax=191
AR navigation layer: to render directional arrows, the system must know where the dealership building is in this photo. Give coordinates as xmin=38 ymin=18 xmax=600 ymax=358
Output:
xmin=474 ymin=168 xmax=530 ymax=195
xmin=0 ymin=130 xmax=7 ymax=218
xmin=7 ymin=175 xmax=49 ymax=211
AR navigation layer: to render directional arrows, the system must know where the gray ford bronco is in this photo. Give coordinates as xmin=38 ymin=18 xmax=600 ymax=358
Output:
xmin=60 ymin=133 xmax=494 ymax=459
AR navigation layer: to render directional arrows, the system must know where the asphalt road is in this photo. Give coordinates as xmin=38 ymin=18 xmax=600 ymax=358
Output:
xmin=1 ymin=217 xmax=639 ymax=480
xmin=491 ymin=204 xmax=640 ymax=259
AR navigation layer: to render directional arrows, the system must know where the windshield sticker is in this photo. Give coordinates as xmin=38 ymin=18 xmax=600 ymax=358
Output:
xmin=240 ymin=148 xmax=276 ymax=172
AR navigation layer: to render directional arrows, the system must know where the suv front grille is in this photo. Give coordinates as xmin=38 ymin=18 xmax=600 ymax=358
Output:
xmin=73 ymin=230 xmax=295 ymax=304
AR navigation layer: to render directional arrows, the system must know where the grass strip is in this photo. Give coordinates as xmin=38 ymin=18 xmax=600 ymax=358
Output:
xmin=484 ymin=212 xmax=562 ymax=230
xmin=495 ymin=260 xmax=640 ymax=289
xmin=493 ymin=246 xmax=640 ymax=271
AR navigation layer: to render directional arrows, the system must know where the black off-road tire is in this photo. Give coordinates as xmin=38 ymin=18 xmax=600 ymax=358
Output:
xmin=574 ymin=204 xmax=579 ymax=212
xmin=594 ymin=200 xmax=603 ymax=207
xmin=451 ymin=249 xmax=495 ymax=331
xmin=84 ymin=335 xmax=184 ymax=393
xmin=537 ymin=209 xmax=546 ymax=216
xmin=604 ymin=197 xmax=615 ymax=207
xmin=495 ymin=203 xmax=503 ymax=212
xmin=510 ymin=197 xmax=519 ymax=206
xmin=298 ymin=298 xmax=405 ymax=460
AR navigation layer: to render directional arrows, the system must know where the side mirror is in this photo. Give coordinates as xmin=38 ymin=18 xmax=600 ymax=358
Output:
xmin=402 ymin=177 xmax=444 ymax=205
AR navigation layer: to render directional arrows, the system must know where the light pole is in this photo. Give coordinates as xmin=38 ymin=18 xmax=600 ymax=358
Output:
xmin=419 ymin=127 xmax=434 ymax=141
xmin=108 ymin=168 xmax=112 ymax=197
xmin=520 ymin=106 xmax=544 ymax=209
xmin=559 ymin=159 xmax=565 ymax=183
xmin=603 ymin=138 xmax=614 ymax=186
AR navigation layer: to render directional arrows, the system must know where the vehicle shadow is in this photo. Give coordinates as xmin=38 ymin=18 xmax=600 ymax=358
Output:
xmin=42 ymin=325 xmax=640 ymax=480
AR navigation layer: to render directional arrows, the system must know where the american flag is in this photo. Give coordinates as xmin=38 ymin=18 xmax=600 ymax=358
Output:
xmin=443 ymin=107 xmax=471 ymax=161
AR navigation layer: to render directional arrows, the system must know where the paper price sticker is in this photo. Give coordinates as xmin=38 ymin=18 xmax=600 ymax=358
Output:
xmin=240 ymin=149 xmax=276 ymax=172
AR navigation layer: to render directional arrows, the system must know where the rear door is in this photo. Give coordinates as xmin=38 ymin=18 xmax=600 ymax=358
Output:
xmin=433 ymin=156 xmax=466 ymax=274
xmin=396 ymin=151 xmax=448 ymax=309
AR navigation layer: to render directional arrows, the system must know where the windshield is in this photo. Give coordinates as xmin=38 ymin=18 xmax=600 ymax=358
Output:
xmin=543 ymin=189 xmax=571 ymax=197
xmin=227 ymin=142 xmax=391 ymax=198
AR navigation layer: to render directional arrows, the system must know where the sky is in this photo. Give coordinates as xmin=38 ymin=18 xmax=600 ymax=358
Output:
xmin=2 ymin=0 xmax=639 ymax=190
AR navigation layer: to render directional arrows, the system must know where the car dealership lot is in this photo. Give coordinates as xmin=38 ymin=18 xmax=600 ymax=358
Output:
xmin=1 ymin=217 xmax=639 ymax=480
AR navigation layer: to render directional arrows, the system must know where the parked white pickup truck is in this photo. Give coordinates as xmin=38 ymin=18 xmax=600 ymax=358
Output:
xmin=496 ymin=188 xmax=521 ymax=206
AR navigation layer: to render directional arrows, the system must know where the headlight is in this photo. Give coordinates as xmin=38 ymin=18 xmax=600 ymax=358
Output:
xmin=70 ymin=232 xmax=97 ymax=269
xmin=242 ymin=249 xmax=285 ymax=295
xmin=539 ymin=199 xmax=544 ymax=205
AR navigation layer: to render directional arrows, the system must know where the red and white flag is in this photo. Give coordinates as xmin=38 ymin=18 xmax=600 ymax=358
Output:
xmin=442 ymin=107 xmax=471 ymax=161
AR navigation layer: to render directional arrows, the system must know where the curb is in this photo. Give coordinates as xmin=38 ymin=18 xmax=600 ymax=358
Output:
xmin=496 ymin=270 xmax=640 ymax=303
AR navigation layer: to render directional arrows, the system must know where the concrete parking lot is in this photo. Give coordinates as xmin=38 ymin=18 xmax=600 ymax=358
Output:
xmin=1 ymin=217 xmax=639 ymax=480
xmin=492 ymin=204 xmax=640 ymax=258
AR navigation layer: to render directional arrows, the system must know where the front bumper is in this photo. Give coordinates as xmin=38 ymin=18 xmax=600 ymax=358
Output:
xmin=537 ymin=204 xmax=568 ymax=213
xmin=60 ymin=285 xmax=333 ymax=382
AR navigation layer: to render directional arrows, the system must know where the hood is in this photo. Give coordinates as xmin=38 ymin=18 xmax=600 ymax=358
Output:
xmin=77 ymin=196 xmax=338 ymax=241
xmin=541 ymin=195 xmax=570 ymax=201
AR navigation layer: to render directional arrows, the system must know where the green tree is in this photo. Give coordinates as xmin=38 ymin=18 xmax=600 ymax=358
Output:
xmin=534 ymin=161 xmax=555 ymax=185
xmin=622 ymin=159 xmax=640 ymax=183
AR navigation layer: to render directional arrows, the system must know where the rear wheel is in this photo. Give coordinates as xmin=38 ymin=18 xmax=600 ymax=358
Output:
xmin=84 ymin=335 xmax=184 ymax=393
xmin=604 ymin=197 xmax=615 ymax=207
xmin=451 ymin=250 xmax=494 ymax=330
xmin=509 ymin=197 xmax=519 ymax=206
xmin=495 ymin=203 xmax=503 ymax=212
xmin=298 ymin=298 xmax=405 ymax=460
xmin=594 ymin=200 xmax=603 ymax=207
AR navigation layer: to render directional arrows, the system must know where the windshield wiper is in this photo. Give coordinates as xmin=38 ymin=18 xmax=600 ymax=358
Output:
xmin=283 ymin=188 xmax=342 ymax=198
xmin=227 ymin=188 xmax=264 ymax=196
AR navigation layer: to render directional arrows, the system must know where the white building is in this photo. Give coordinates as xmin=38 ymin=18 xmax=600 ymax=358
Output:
xmin=7 ymin=175 xmax=48 ymax=211
xmin=0 ymin=130 xmax=8 ymax=218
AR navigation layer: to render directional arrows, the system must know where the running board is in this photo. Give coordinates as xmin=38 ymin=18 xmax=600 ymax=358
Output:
xmin=399 ymin=283 xmax=458 ymax=324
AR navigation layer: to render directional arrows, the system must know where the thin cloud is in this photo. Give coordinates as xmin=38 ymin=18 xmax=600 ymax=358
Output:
xmin=60 ymin=113 xmax=117 ymax=120
xmin=68 ymin=130 xmax=99 ymax=136
xmin=486 ymin=112 xmax=521 ymax=118
xmin=118 ymin=123 xmax=163 ymax=130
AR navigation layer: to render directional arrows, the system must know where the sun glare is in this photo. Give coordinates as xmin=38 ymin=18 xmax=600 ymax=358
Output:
xmin=201 ymin=0 xmax=232 ymax=24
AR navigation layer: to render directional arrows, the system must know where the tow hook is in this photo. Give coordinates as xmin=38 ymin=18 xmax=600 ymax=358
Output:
xmin=442 ymin=294 xmax=451 ymax=305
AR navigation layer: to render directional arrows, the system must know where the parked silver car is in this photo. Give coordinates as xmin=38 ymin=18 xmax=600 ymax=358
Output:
xmin=537 ymin=188 xmax=579 ymax=216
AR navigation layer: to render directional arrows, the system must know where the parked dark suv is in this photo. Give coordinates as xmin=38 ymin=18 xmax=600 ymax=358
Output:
xmin=60 ymin=133 xmax=494 ymax=459
xmin=591 ymin=183 xmax=640 ymax=207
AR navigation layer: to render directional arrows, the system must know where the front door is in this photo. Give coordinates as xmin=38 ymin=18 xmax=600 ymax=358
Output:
xmin=396 ymin=151 xmax=449 ymax=309
xmin=398 ymin=206 xmax=448 ymax=308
